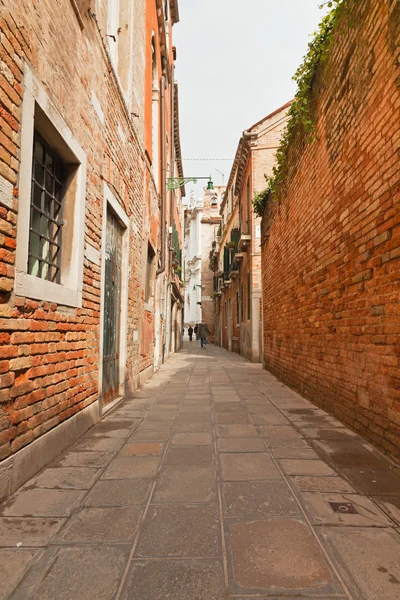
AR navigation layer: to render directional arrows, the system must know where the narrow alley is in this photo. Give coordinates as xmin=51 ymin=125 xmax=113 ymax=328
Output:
xmin=1 ymin=342 xmax=400 ymax=600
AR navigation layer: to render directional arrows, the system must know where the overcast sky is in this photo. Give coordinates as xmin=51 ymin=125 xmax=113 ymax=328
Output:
xmin=174 ymin=0 xmax=329 ymax=199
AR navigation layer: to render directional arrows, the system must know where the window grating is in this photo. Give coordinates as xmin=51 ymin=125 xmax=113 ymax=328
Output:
xmin=28 ymin=132 xmax=65 ymax=283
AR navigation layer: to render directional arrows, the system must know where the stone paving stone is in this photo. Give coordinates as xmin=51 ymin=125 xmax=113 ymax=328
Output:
xmin=300 ymin=427 xmax=358 ymax=441
xmin=222 ymin=481 xmax=300 ymax=517
xmin=93 ymin=421 xmax=135 ymax=434
xmin=136 ymin=504 xmax=221 ymax=558
xmin=217 ymin=437 xmax=266 ymax=453
xmin=321 ymin=527 xmax=400 ymax=600
xmin=340 ymin=467 xmax=400 ymax=496
xmin=164 ymin=446 xmax=214 ymax=466
xmin=119 ymin=443 xmax=163 ymax=456
xmin=102 ymin=457 xmax=160 ymax=480
xmin=312 ymin=439 xmax=390 ymax=468
xmin=173 ymin=422 xmax=212 ymax=433
xmin=51 ymin=451 xmax=112 ymax=468
xmin=92 ymin=429 xmax=131 ymax=439
xmin=220 ymin=453 xmax=281 ymax=481
xmin=301 ymin=492 xmax=392 ymax=527
xmin=215 ymin=413 xmax=250 ymax=424
xmin=153 ymin=466 xmax=217 ymax=503
xmin=216 ymin=425 xmax=258 ymax=438
xmin=279 ymin=459 xmax=336 ymax=476
xmin=0 ymin=549 xmax=38 ymax=598
xmin=176 ymin=413 xmax=211 ymax=423
xmin=0 ymin=489 xmax=83 ymax=517
xmin=372 ymin=496 xmax=400 ymax=526
xmin=180 ymin=406 xmax=212 ymax=413
xmin=227 ymin=518 xmax=334 ymax=593
xmin=258 ymin=425 xmax=304 ymax=438
xmin=120 ymin=559 xmax=225 ymax=600
xmin=70 ymin=437 xmax=125 ymax=453
xmin=213 ymin=403 xmax=247 ymax=413
xmin=171 ymin=433 xmax=213 ymax=446
xmin=137 ymin=421 xmax=174 ymax=431
xmin=264 ymin=436 xmax=312 ymax=448
xmin=8 ymin=546 xmax=129 ymax=600
xmin=55 ymin=506 xmax=142 ymax=543
xmin=25 ymin=467 xmax=99 ymax=490
xmin=128 ymin=429 xmax=170 ymax=442
xmin=146 ymin=412 xmax=178 ymax=421
xmin=291 ymin=476 xmax=356 ymax=494
xmin=251 ymin=414 xmax=290 ymax=425
xmin=83 ymin=479 xmax=152 ymax=507
xmin=0 ymin=517 xmax=64 ymax=547
xmin=271 ymin=447 xmax=321 ymax=460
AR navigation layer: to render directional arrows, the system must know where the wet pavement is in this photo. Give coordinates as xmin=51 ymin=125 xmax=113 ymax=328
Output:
xmin=1 ymin=342 xmax=400 ymax=599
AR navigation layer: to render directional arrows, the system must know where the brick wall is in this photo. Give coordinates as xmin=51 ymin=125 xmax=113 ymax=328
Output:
xmin=261 ymin=0 xmax=400 ymax=457
xmin=0 ymin=0 xmax=171 ymax=462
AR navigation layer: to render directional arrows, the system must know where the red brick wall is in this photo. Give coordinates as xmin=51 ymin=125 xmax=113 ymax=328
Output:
xmin=0 ymin=0 xmax=171 ymax=461
xmin=261 ymin=0 xmax=400 ymax=457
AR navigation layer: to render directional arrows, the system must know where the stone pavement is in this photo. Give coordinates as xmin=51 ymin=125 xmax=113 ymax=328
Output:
xmin=1 ymin=343 xmax=400 ymax=600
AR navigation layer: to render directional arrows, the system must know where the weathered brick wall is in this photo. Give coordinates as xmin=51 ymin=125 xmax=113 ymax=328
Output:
xmin=261 ymin=0 xmax=400 ymax=456
xmin=0 ymin=0 xmax=161 ymax=461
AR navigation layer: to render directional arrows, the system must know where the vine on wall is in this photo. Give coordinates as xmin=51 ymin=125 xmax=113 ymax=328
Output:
xmin=253 ymin=0 xmax=353 ymax=217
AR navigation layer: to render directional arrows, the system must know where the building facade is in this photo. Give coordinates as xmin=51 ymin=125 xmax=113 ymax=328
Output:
xmin=183 ymin=192 xmax=203 ymax=328
xmin=0 ymin=0 xmax=184 ymax=499
xmin=215 ymin=104 xmax=290 ymax=361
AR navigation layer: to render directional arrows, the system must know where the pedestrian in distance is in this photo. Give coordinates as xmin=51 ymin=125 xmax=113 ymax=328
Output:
xmin=198 ymin=322 xmax=210 ymax=348
xmin=194 ymin=324 xmax=199 ymax=341
xmin=188 ymin=326 xmax=194 ymax=341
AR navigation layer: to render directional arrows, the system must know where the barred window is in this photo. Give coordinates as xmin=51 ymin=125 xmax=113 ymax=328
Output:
xmin=28 ymin=132 xmax=65 ymax=283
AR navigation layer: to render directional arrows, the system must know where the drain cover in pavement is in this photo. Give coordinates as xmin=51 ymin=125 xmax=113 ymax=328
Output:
xmin=329 ymin=502 xmax=359 ymax=514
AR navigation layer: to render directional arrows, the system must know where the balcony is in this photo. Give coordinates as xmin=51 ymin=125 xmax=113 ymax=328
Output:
xmin=238 ymin=220 xmax=251 ymax=251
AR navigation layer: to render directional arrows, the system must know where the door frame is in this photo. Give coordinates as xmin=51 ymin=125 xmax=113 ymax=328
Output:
xmin=99 ymin=183 xmax=130 ymax=411
xmin=227 ymin=297 xmax=232 ymax=352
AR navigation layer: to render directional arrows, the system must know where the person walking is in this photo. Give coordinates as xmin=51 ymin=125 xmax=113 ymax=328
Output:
xmin=198 ymin=322 xmax=210 ymax=348
xmin=194 ymin=324 xmax=199 ymax=341
xmin=188 ymin=326 xmax=194 ymax=342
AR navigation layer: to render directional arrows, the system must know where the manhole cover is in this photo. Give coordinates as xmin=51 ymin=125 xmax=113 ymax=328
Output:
xmin=329 ymin=502 xmax=359 ymax=514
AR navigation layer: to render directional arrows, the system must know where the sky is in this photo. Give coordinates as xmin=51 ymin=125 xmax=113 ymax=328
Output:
xmin=174 ymin=0 xmax=329 ymax=199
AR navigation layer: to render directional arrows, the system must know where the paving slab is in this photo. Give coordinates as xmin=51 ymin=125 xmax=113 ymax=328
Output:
xmin=171 ymin=433 xmax=213 ymax=446
xmin=164 ymin=446 xmax=214 ymax=466
xmin=313 ymin=439 xmax=390 ymax=468
xmin=271 ymin=446 xmax=321 ymax=459
xmin=222 ymin=481 xmax=300 ymax=517
xmin=101 ymin=457 xmax=160 ymax=479
xmin=226 ymin=518 xmax=335 ymax=594
xmin=120 ymin=559 xmax=226 ymax=600
xmin=128 ymin=429 xmax=170 ymax=442
xmin=216 ymin=424 xmax=258 ymax=438
xmin=25 ymin=467 xmax=100 ymax=490
xmin=8 ymin=546 xmax=129 ymax=600
xmin=0 ymin=517 xmax=64 ymax=547
xmin=301 ymin=492 xmax=392 ymax=527
xmin=217 ymin=437 xmax=266 ymax=453
xmin=136 ymin=504 xmax=221 ymax=558
xmin=54 ymin=506 xmax=142 ymax=543
xmin=51 ymin=451 xmax=112 ymax=468
xmin=279 ymin=459 xmax=337 ymax=476
xmin=0 ymin=549 xmax=38 ymax=598
xmin=0 ymin=489 xmax=83 ymax=517
xmin=83 ymin=479 xmax=153 ymax=507
xmin=340 ymin=467 xmax=400 ymax=496
xmin=291 ymin=475 xmax=356 ymax=494
xmin=71 ymin=437 xmax=125 ymax=452
xmin=220 ymin=453 xmax=281 ymax=481
xmin=153 ymin=466 xmax=217 ymax=503
xmin=372 ymin=496 xmax=400 ymax=525
xmin=214 ymin=413 xmax=250 ymax=424
xmin=321 ymin=527 xmax=400 ymax=600
xmin=119 ymin=443 xmax=163 ymax=456
xmin=263 ymin=436 xmax=311 ymax=448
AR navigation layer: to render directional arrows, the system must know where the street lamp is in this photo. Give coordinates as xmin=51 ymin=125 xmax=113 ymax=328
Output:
xmin=167 ymin=176 xmax=214 ymax=191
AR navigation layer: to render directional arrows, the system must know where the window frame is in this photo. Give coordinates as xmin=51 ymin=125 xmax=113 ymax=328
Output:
xmin=15 ymin=65 xmax=87 ymax=308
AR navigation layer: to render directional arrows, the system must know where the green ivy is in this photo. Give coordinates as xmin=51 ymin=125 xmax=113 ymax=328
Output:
xmin=253 ymin=0 xmax=352 ymax=217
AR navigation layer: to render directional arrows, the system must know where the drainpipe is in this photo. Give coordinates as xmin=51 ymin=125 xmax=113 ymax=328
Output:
xmin=156 ymin=70 xmax=167 ymax=276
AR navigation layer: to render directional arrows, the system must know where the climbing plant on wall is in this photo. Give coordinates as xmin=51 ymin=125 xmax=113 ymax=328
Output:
xmin=253 ymin=0 xmax=353 ymax=217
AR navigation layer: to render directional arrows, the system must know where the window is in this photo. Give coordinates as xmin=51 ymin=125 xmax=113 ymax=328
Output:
xmin=145 ymin=244 xmax=155 ymax=302
xmin=240 ymin=283 xmax=244 ymax=323
xmin=247 ymin=271 xmax=251 ymax=320
xmin=29 ymin=132 xmax=65 ymax=283
xmin=236 ymin=291 xmax=239 ymax=325
xmin=15 ymin=66 xmax=86 ymax=307
xmin=246 ymin=176 xmax=251 ymax=221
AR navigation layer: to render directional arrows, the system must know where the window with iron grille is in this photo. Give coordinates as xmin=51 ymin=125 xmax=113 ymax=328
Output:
xmin=28 ymin=132 xmax=65 ymax=283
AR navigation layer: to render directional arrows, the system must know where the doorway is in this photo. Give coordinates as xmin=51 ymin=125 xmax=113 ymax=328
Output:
xmin=102 ymin=209 xmax=124 ymax=406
